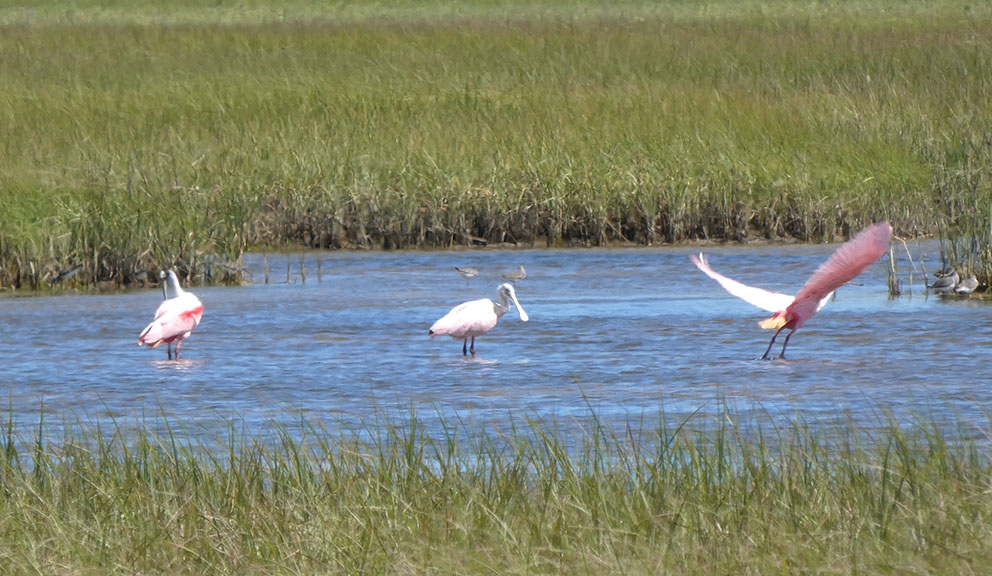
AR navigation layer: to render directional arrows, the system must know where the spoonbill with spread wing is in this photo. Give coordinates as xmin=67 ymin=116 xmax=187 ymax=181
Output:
xmin=429 ymin=283 xmax=529 ymax=356
xmin=690 ymin=221 xmax=892 ymax=359
xmin=138 ymin=270 xmax=203 ymax=360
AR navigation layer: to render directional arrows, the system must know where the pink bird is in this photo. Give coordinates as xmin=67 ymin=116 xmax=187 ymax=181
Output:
xmin=690 ymin=221 xmax=893 ymax=359
xmin=429 ymin=283 xmax=529 ymax=356
xmin=138 ymin=270 xmax=203 ymax=360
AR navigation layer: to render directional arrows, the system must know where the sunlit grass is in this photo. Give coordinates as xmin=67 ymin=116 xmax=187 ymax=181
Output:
xmin=1 ymin=409 xmax=990 ymax=573
xmin=1 ymin=0 xmax=983 ymax=26
xmin=1 ymin=1 xmax=991 ymax=288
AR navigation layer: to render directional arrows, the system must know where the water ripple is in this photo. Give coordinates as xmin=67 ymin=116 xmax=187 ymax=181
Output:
xmin=1 ymin=244 xmax=989 ymax=441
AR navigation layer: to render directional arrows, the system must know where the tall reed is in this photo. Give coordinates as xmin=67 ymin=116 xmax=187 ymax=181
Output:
xmin=0 ymin=408 xmax=989 ymax=573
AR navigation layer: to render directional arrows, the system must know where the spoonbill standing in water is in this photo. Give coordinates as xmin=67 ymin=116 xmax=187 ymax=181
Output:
xmin=690 ymin=221 xmax=892 ymax=359
xmin=429 ymin=283 xmax=529 ymax=356
xmin=138 ymin=270 xmax=203 ymax=360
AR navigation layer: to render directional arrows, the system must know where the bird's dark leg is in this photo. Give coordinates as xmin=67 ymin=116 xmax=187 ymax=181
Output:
xmin=167 ymin=342 xmax=173 ymax=360
xmin=778 ymin=329 xmax=796 ymax=359
xmin=760 ymin=326 xmax=787 ymax=360
xmin=462 ymin=339 xmax=468 ymax=356
xmin=470 ymin=337 xmax=476 ymax=356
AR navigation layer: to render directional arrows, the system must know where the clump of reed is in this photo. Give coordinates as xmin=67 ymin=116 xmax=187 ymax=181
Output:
xmin=1 ymin=408 xmax=990 ymax=574
xmin=877 ymin=127 xmax=992 ymax=297
xmin=2 ymin=2 xmax=991 ymax=288
xmin=0 ymin=182 xmax=252 ymax=290
xmin=925 ymin=131 xmax=992 ymax=290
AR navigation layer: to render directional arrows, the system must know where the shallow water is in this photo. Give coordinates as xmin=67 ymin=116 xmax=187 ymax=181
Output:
xmin=1 ymin=242 xmax=989 ymax=443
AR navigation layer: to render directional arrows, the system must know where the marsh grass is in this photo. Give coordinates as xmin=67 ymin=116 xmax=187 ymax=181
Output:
xmin=1 ymin=408 xmax=990 ymax=573
xmin=2 ymin=1 xmax=992 ymax=288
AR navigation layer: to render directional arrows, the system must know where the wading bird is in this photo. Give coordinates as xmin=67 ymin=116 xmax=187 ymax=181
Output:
xmin=455 ymin=266 xmax=479 ymax=289
xmin=429 ymin=283 xmax=529 ymax=356
xmin=138 ymin=270 xmax=203 ymax=360
xmin=690 ymin=221 xmax=892 ymax=359
xmin=502 ymin=265 xmax=526 ymax=283
xmin=954 ymin=274 xmax=980 ymax=295
xmin=928 ymin=270 xmax=959 ymax=294
xmin=49 ymin=264 xmax=82 ymax=286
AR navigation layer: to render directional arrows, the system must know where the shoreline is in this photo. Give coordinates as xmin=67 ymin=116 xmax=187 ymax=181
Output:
xmin=0 ymin=227 xmax=952 ymax=295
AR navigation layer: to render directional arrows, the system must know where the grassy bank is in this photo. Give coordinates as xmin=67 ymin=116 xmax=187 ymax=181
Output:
xmin=2 ymin=1 xmax=991 ymax=288
xmin=1 ymin=411 xmax=990 ymax=573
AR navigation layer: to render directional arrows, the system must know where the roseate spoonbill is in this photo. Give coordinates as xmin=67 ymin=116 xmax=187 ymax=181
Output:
xmin=502 ymin=265 xmax=526 ymax=283
xmin=455 ymin=266 xmax=478 ymax=289
xmin=429 ymin=283 xmax=529 ymax=356
xmin=138 ymin=270 xmax=203 ymax=360
xmin=690 ymin=221 xmax=893 ymax=359
xmin=928 ymin=270 xmax=959 ymax=293
xmin=954 ymin=274 xmax=979 ymax=295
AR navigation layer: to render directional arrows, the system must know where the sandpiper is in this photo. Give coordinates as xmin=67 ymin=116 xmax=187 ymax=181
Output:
xmin=501 ymin=265 xmax=526 ymax=284
xmin=455 ymin=266 xmax=478 ymax=289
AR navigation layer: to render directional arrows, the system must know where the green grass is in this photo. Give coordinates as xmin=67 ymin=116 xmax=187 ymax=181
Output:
xmin=1 ymin=409 xmax=991 ymax=573
xmin=0 ymin=0 xmax=981 ymax=26
xmin=2 ymin=0 xmax=992 ymax=288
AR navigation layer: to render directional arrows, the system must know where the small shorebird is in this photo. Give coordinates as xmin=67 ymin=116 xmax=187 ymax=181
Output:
xmin=429 ymin=283 xmax=529 ymax=356
xmin=138 ymin=270 xmax=204 ymax=360
xmin=928 ymin=270 xmax=959 ymax=294
xmin=49 ymin=264 xmax=82 ymax=286
xmin=455 ymin=266 xmax=478 ymax=289
xmin=501 ymin=265 xmax=526 ymax=283
xmin=954 ymin=274 xmax=979 ymax=295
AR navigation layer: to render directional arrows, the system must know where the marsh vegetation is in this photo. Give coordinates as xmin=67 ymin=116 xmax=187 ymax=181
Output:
xmin=1 ymin=0 xmax=990 ymax=289
xmin=2 ymin=410 xmax=991 ymax=574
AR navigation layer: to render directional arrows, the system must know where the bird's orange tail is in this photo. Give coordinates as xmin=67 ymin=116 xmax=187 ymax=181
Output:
xmin=759 ymin=312 xmax=788 ymax=330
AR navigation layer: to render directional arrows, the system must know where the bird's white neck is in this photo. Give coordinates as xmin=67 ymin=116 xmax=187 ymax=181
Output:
xmin=493 ymin=292 xmax=512 ymax=318
xmin=164 ymin=272 xmax=186 ymax=299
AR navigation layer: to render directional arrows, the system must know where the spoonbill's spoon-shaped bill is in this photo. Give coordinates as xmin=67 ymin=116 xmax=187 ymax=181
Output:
xmin=429 ymin=283 xmax=529 ymax=356
xmin=138 ymin=270 xmax=203 ymax=360
xmin=691 ymin=221 xmax=893 ymax=359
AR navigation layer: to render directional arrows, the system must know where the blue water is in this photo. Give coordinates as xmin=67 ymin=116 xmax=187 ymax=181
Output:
xmin=1 ymin=243 xmax=989 ymax=442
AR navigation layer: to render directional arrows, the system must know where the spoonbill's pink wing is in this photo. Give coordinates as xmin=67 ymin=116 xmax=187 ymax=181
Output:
xmin=429 ymin=298 xmax=498 ymax=339
xmin=690 ymin=253 xmax=794 ymax=313
xmin=792 ymin=222 xmax=893 ymax=305
xmin=139 ymin=293 xmax=203 ymax=346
